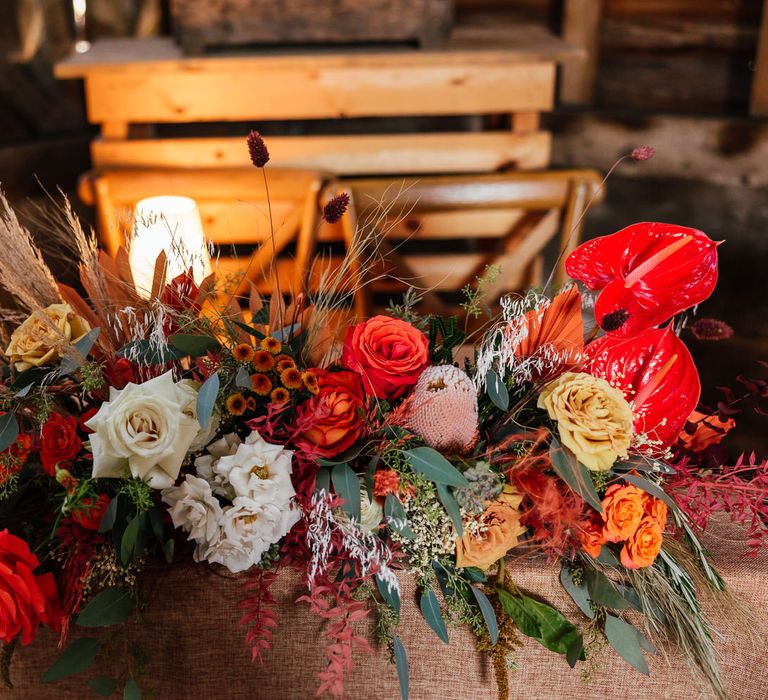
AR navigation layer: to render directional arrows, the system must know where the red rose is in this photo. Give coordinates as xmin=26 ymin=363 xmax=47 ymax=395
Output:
xmin=342 ymin=316 xmax=429 ymax=399
xmin=0 ymin=529 xmax=63 ymax=644
xmin=296 ymin=370 xmax=366 ymax=457
xmin=79 ymin=407 xmax=99 ymax=434
xmin=40 ymin=413 xmax=82 ymax=477
xmin=72 ymin=494 xmax=111 ymax=531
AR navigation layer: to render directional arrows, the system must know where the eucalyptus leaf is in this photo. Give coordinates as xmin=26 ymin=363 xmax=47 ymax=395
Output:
xmin=471 ymin=586 xmax=499 ymax=644
xmin=584 ymin=569 xmax=633 ymax=611
xmin=331 ymin=463 xmax=360 ymax=522
xmin=384 ymin=494 xmax=415 ymax=539
xmin=272 ymin=323 xmax=301 ymax=342
xmin=315 ymin=467 xmax=331 ymax=495
xmin=317 ymin=444 xmax=363 ymax=466
xmin=0 ymin=412 xmax=19 ymax=452
xmin=98 ymin=494 xmax=120 ymax=533
xmin=117 ymin=340 xmax=186 ymax=365
xmin=60 ymin=328 xmax=101 ymax=375
xmin=403 ymin=447 xmax=470 ymax=487
xmin=124 ymin=676 xmax=142 ymax=700
xmin=486 ymin=369 xmax=509 ymax=411
xmin=89 ymin=675 xmax=118 ymax=696
xmin=604 ymin=614 xmax=649 ymax=675
xmin=549 ymin=439 xmax=603 ymax=512
xmin=392 ymin=634 xmax=409 ymax=700
xmin=566 ymin=636 xmax=584 ymax=668
xmin=621 ymin=473 xmax=677 ymax=510
xmin=376 ymin=573 xmax=401 ymax=616
xmin=42 ymin=638 xmax=100 ymax=683
xmin=163 ymin=538 xmax=175 ymax=564
xmin=77 ymin=587 xmax=134 ymax=627
xmin=235 ymin=365 xmax=252 ymax=389
xmin=169 ymin=333 xmax=220 ymax=357
xmin=559 ymin=563 xmax=594 ymax=619
xmin=11 ymin=365 xmax=51 ymax=391
xmin=120 ymin=515 xmax=142 ymax=564
xmin=420 ymin=589 xmax=449 ymax=644
xmin=196 ymin=371 xmax=219 ymax=430
xmin=436 ymin=483 xmax=463 ymax=536
xmin=595 ymin=546 xmax=621 ymax=567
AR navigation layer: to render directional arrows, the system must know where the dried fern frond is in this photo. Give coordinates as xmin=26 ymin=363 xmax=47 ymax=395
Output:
xmin=0 ymin=191 xmax=61 ymax=312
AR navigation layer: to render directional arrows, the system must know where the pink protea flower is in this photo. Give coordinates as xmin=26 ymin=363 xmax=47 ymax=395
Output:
xmin=403 ymin=365 xmax=478 ymax=454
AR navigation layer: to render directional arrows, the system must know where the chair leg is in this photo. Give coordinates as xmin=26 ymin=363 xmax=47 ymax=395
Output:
xmin=340 ymin=193 xmax=369 ymax=320
xmin=293 ymin=178 xmax=323 ymax=297
xmin=554 ymin=179 xmax=590 ymax=289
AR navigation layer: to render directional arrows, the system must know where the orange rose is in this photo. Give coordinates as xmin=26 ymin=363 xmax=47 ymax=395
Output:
xmin=456 ymin=489 xmax=526 ymax=570
xmin=341 ymin=316 xmax=429 ymax=399
xmin=577 ymin=512 xmax=607 ymax=558
xmin=620 ymin=517 xmax=663 ymax=569
xmin=643 ymin=494 xmax=668 ymax=529
xmin=296 ymin=370 xmax=366 ymax=457
xmin=601 ymin=483 xmax=645 ymax=543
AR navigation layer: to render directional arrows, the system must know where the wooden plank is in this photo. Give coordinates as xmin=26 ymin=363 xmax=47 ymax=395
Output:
xmin=80 ymin=61 xmax=555 ymax=123
xmin=91 ymin=132 xmax=552 ymax=174
xmin=560 ymin=0 xmax=604 ymax=105
xmin=751 ymin=0 xmax=768 ymax=116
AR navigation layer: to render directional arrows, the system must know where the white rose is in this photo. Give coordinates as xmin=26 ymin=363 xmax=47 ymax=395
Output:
xmin=359 ymin=489 xmax=384 ymax=534
xmin=214 ymin=431 xmax=295 ymax=505
xmin=194 ymin=432 xmax=242 ymax=498
xmin=161 ymin=474 xmax=223 ymax=554
xmin=85 ymin=370 xmax=200 ymax=489
xmin=178 ymin=379 xmax=221 ymax=452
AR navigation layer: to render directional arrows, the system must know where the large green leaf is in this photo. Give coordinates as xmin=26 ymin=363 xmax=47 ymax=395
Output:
xmin=497 ymin=588 xmax=582 ymax=656
xmin=559 ymin=563 xmax=594 ymax=619
xmin=331 ymin=463 xmax=360 ymax=522
xmin=169 ymin=333 xmax=220 ymax=357
xmin=0 ymin=412 xmax=19 ymax=452
xmin=403 ymin=447 xmax=470 ymax=487
xmin=120 ymin=514 xmax=144 ymax=564
xmin=485 ymin=369 xmax=509 ymax=411
xmin=196 ymin=371 xmax=220 ymax=430
xmin=419 ymin=589 xmax=449 ymax=644
xmin=549 ymin=439 xmax=603 ymax=512
xmin=471 ymin=586 xmax=499 ymax=644
xmin=392 ymin=634 xmax=409 ymax=700
xmin=436 ymin=483 xmax=463 ymax=536
xmin=315 ymin=467 xmax=331 ymax=495
xmin=42 ymin=638 xmax=100 ymax=683
xmin=604 ymin=614 xmax=649 ymax=675
xmin=77 ymin=587 xmax=134 ymax=627
xmin=621 ymin=472 xmax=677 ymax=510
xmin=584 ymin=568 xmax=634 ymax=611
xmin=117 ymin=340 xmax=186 ymax=365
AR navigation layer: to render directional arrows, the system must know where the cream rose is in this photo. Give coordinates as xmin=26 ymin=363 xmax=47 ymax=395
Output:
xmin=538 ymin=371 xmax=633 ymax=472
xmin=85 ymin=371 xmax=200 ymax=489
xmin=162 ymin=474 xmax=224 ymax=560
xmin=5 ymin=303 xmax=91 ymax=371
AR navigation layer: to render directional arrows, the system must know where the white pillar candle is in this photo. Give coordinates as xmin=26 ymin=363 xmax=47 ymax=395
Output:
xmin=129 ymin=196 xmax=213 ymax=299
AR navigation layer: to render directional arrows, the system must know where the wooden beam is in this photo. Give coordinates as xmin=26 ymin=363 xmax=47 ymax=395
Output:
xmin=560 ymin=0 xmax=604 ymax=105
xmin=751 ymin=0 xmax=768 ymax=116
xmin=91 ymin=131 xmax=552 ymax=174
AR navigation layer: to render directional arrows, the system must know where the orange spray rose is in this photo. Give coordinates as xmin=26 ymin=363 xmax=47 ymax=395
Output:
xmin=601 ymin=483 xmax=645 ymax=543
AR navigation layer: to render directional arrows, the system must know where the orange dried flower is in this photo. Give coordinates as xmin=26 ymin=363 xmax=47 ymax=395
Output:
xmin=280 ymin=367 xmax=303 ymax=389
xmin=270 ymin=387 xmax=290 ymax=405
xmin=275 ymin=354 xmax=295 ymax=370
xmin=261 ymin=337 xmax=282 ymax=354
xmin=251 ymin=373 xmax=273 ymax=396
xmin=251 ymin=350 xmax=275 ymax=372
xmin=232 ymin=343 xmax=254 ymax=363
xmin=226 ymin=393 xmax=248 ymax=416
xmin=246 ymin=397 xmax=257 ymax=411
xmin=373 ymin=470 xmax=400 ymax=499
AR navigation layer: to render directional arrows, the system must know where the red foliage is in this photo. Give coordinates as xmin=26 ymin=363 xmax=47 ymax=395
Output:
xmin=238 ymin=568 xmax=279 ymax=663
xmin=668 ymin=452 xmax=768 ymax=555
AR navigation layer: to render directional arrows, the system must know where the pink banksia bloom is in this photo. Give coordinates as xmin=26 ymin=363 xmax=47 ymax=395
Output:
xmin=632 ymin=145 xmax=656 ymax=161
xmin=689 ymin=317 xmax=734 ymax=341
xmin=404 ymin=365 xmax=478 ymax=454
xmin=247 ymin=130 xmax=270 ymax=168
xmin=322 ymin=192 xmax=350 ymax=224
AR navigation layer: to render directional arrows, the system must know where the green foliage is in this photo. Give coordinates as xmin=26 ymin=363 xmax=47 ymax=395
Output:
xmin=80 ymin=361 xmax=106 ymax=392
xmin=386 ymin=288 xmax=428 ymax=330
xmin=77 ymin=587 xmax=134 ymax=627
xmin=42 ymin=638 xmax=100 ymax=683
xmin=331 ymin=463 xmax=361 ymax=522
xmin=427 ymin=316 xmax=466 ymax=365
xmin=117 ymin=479 xmax=154 ymax=514
xmin=548 ymin=439 xmax=603 ymax=512
xmin=419 ymin=588 xmax=449 ymax=644
xmin=402 ymin=447 xmax=470 ymax=487
xmin=460 ymin=264 xmax=501 ymax=319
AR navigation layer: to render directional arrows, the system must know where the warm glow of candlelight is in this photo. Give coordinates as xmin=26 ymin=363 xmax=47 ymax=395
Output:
xmin=129 ymin=196 xmax=212 ymax=298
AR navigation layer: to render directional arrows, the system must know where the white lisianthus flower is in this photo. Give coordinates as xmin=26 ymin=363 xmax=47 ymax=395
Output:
xmin=359 ymin=489 xmax=384 ymax=534
xmin=193 ymin=433 xmax=242 ymax=498
xmin=161 ymin=475 xmax=223 ymax=558
xmin=178 ymin=379 xmax=221 ymax=452
xmin=85 ymin=370 xmax=200 ymax=489
xmin=214 ymin=431 xmax=295 ymax=505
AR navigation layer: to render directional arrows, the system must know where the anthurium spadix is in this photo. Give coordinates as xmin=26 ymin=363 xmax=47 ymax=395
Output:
xmin=565 ymin=223 xmax=720 ymax=336
xmin=586 ymin=326 xmax=700 ymax=451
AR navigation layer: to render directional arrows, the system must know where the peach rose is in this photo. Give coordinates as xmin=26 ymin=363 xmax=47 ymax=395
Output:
xmin=537 ymin=371 xmax=633 ymax=472
xmin=341 ymin=315 xmax=429 ymax=399
xmin=577 ymin=512 xmax=607 ymax=558
xmin=5 ymin=303 xmax=91 ymax=372
xmin=601 ymin=483 xmax=645 ymax=543
xmin=620 ymin=517 xmax=663 ymax=569
xmin=456 ymin=488 xmax=526 ymax=570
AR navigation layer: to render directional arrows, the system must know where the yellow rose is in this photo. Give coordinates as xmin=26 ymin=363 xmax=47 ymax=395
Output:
xmin=455 ymin=486 xmax=526 ymax=570
xmin=5 ymin=303 xmax=91 ymax=371
xmin=538 ymin=371 xmax=632 ymax=472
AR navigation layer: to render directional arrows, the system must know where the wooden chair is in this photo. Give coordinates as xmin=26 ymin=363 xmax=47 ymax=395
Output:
xmin=321 ymin=170 xmax=604 ymax=318
xmin=79 ymin=167 xmax=328 ymax=297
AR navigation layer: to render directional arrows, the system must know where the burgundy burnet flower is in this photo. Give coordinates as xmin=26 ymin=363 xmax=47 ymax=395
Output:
xmin=689 ymin=317 xmax=734 ymax=341
xmin=322 ymin=192 xmax=351 ymax=224
xmin=631 ymin=146 xmax=656 ymax=162
xmin=247 ymin=130 xmax=270 ymax=168
xmin=566 ymin=222 xmax=720 ymax=337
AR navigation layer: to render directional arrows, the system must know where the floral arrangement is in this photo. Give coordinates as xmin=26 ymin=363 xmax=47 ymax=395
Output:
xmin=0 ymin=135 xmax=766 ymax=700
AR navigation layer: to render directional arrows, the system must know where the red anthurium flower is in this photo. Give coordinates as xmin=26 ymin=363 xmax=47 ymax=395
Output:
xmin=586 ymin=326 xmax=700 ymax=451
xmin=565 ymin=223 xmax=719 ymax=336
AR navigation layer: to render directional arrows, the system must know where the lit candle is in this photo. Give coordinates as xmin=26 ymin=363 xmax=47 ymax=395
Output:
xmin=129 ymin=196 xmax=212 ymax=299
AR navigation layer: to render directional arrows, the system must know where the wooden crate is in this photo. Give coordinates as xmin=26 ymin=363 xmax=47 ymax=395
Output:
xmin=170 ymin=0 xmax=454 ymax=54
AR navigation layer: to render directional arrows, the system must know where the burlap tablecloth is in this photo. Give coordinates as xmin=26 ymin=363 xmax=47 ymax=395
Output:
xmin=10 ymin=518 xmax=768 ymax=699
